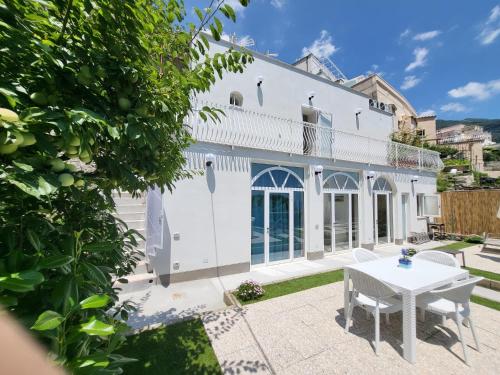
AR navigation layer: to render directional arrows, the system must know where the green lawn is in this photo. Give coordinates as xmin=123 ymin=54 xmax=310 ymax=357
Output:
xmin=471 ymin=295 xmax=500 ymax=311
xmin=119 ymin=319 xmax=221 ymax=375
xmin=235 ymin=269 xmax=344 ymax=305
xmin=467 ymin=267 xmax=500 ymax=282
xmin=432 ymin=241 xmax=477 ymax=252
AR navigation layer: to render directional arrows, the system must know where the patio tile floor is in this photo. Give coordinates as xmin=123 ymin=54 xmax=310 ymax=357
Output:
xmin=203 ymin=282 xmax=500 ymax=374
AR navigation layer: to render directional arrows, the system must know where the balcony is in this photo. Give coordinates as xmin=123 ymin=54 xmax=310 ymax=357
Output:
xmin=186 ymin=102 xmax=444 ymax=172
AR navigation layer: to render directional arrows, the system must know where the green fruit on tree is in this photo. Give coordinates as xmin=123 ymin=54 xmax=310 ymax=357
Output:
xmin=30 ymin=91 xmax=48 ymax=105
xmin=0 ymin=143 xmax=18 ymax=155
xmin=118 ymin=97 xmax=131 ymax=110
xmin=20 ymin=132 xmax=36 ymax=147
xmin=0 ymin=108 xmax=19 ymax=123
xmin=65 ymin=163 xmax=77 ymax=172
xmin=58 ymin=173 xmax=74 ymax=187
xmin=69 ymin=135 xmax=81 ymax=147
xmin=11 ymin=131 xmax=24 ymax=146
xmin=74 ymin=179 xmax=85 ymax=187
xmin=50 ymin=159 xmax=65 ymax=172
xmin=65 ymin=146 xmax=78 ymax=156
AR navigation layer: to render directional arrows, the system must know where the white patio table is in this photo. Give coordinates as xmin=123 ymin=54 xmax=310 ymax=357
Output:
xmin=344 ymin=255 xmax=468 ymax=364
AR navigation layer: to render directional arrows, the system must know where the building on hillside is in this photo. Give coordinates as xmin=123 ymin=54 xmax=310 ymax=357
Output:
xmin=436 ymin=124 xmax=493 ymax=171
xmin=145 ymin=37 xmax=443 ymax=283
xmin=345 ymin=74 xmax=436 ymax=143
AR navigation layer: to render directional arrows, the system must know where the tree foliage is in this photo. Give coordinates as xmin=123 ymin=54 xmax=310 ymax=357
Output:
xmin=0 ymin=0 xmax=252 ymax=373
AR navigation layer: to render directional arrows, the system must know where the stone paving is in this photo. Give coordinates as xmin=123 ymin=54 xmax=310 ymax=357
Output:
xmin=202 ymin=282 xmax=500 ymax=374
xmin=464 ymin=244 xmax=500 ymax=273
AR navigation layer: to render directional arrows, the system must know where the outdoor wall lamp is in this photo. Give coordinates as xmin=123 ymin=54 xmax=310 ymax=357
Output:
xmin=308 ymin=91 xmax=315 ymax=101
xmin=410 ymin=175 xmax=419 ymax=183
xmin=257 ymin=76 xmax=264 ymax=87
xmin=367 ymin=170 xmax=376 ymax=180
xmin=205 ymin=153 xmax=216 ymax=168
xmin=314 ymin=165 xmax=324 ymax=176
xmin=355 ymin=108 xmax=362 ymax=116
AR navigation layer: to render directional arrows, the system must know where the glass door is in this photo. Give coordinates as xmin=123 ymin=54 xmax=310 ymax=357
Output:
xmin=251 ymin=191 xmax=265 ymax=265
xmin=374 ymin=193 xmax=393 ymax=245
xmin=324 ymin=192 xmax=358 ymax=253
xmin=268 ymin=192 xmax=290 ymax=262
xmin=334 ymin=194 xmax=350 ymax=251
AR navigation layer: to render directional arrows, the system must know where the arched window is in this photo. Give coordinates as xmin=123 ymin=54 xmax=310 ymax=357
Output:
xmin=251 ymin=166 xmax=304 ymax=190
xmin=229 ymin=91 xmax=243 ymax=107
xmin=373 ymin=177 xmax=392 ymax=191
xmin=323 ymin=172 xmax=359 ymax=190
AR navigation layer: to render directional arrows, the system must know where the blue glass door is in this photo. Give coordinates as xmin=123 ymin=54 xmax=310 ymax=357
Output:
xmin=269 ymin=192 xmax=290 ymax=262
xmin=251 ymin=191 xmax=265 ymax=265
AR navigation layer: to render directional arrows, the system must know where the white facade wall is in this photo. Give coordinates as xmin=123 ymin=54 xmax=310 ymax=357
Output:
xmin=195 ymin=39 xmax=394 ymax=141
xmin=152 ymin=143 xmax=437 ymax=280
xmin=149 ymin=38 xmax=439 ymax=281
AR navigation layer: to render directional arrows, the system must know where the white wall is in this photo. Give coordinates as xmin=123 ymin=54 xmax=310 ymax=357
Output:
xmin=153 ymin=142 xmax=438 ymax=278
xmin=195 ymin=38 xmax=394 ymax=141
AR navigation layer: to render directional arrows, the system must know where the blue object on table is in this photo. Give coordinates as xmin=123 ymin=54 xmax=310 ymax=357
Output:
xmin=399 ymin=257 xmax=412 ymax=269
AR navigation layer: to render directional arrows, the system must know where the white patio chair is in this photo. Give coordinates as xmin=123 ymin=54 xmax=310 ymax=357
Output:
xmin=352 ymin=247 xmax=380 ymax=263
xmin=344 ymin=268 xmax=402 ymax=355
xmin=414 ymin=250 xmax=463 ymax=322
xmin=416 ymin=276 xmax=483 ymax=366
xmin=413 ymin=250 xmax=460 ymax=268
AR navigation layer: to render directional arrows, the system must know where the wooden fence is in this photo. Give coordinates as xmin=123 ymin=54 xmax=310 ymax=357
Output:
xmin=439 ymin=190 xmax=500 ymax=235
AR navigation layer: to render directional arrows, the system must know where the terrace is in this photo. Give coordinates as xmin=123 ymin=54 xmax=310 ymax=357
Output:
xmin=187 ymin=102 xmax=444 ymax=172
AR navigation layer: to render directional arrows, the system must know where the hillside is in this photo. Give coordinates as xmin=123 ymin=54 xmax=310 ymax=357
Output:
xmin=436 ymin=118 xmax=500 ymax=142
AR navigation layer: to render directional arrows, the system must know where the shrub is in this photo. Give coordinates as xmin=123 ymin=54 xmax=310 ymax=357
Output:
xmin=465 ymin=235 xmax=484 ymax=244
xmin=236 ymin=280 xmax=265 ymax=301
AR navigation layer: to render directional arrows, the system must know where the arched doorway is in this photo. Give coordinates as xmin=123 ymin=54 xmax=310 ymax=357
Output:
xmin=251 ymin=164 xmax=305 ymax=265
xmin=323 ymin=172 xmax=360 ymax=253
xmin=372 ymin=177 xmax=394 ymax=245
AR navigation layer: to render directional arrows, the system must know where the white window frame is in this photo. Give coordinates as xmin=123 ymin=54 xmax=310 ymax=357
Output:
xmin=423 ymin=194 xmax=441 ymax=217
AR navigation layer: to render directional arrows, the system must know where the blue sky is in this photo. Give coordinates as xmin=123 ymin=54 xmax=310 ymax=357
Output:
xmin=187 ymin=1 xmax=500 ymax=120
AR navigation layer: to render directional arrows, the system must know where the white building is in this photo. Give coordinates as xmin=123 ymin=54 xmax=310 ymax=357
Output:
xmin=146 ymin=37 xmax=443 ymax=283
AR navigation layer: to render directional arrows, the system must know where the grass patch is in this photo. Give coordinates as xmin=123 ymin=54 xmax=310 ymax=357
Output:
xmin=236 ymin=269 xmax=344 ymax=305
xmin=432 ymin=241 xmax=476 ymax=252
xmin=471 ymin=295 xmax=500 ymax=311
xmin=118 ymin=318 xmax=221 ymax=375
xmin=466 ymin=267 xmax=500 ymax=282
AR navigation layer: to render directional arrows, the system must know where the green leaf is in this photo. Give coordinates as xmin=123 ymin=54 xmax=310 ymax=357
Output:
xmin=107 ymin=126 xmax=120 ymax=139
xmin=27 ymin=229 xmax=42 ymax=251
xmin=214 ymin=17 xmax=223 ymax=34
xmin=79 ymin=317 xmax=115 ymax=336
xmin=80 ymin=263 xmax=108 ymax=285
xmin=80 ymin=295 xmax=110 ymax=309
xmin=209 ymin=25 xmax=220 ymax=41
xmin=0 ymin=87 xmax=19 ymax=107
xmin=31 ymin=310 xmax=64 ymax=331
xmin=39 ymin=255 xmax=73 ymax=269
xmin=0 ymin=271 xmax=44 ymax=292
xmin=194 ymin=7 xmax=204 ymax=22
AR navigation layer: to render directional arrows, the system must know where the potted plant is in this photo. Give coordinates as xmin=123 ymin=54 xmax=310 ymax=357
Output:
xmin=399 ymin=248 xmax=413 ymax=268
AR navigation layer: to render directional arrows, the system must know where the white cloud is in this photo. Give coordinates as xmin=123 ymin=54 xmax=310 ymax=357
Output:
xmin=487 ymin=5 xmax=500 ymax=24
xmin=419 ymin=109 xmax=436 ymax=117
xmin=301 ymin=30 xmax=338 ymax=59
xmin=480 ymin=28 xmax=500 ymax=45
xmin=405 ymin=47 xmax=429 ymax=71
xmin=440 ymin=102 xmax=468 ymax=112
xmin=413 ymin=30 xmax=441 ymax=41
xmin=448 ymin=79 xmax=500 ymax=100
xmin=401 ymin=75 xmax=421 ymax=90
xmin=270 ymin=0 xmax=286 ymax=9
xmin=221 ymin=32 xmax=254 ymax=47
xmin=478 ymin=5 xmax=500 ymax=45
xmin=400 ymin=28 xmax=411 ymax=39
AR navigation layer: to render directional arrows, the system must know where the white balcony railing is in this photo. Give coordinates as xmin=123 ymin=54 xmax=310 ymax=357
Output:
xmin=186 ymin=102 xmax=444 ymax=172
